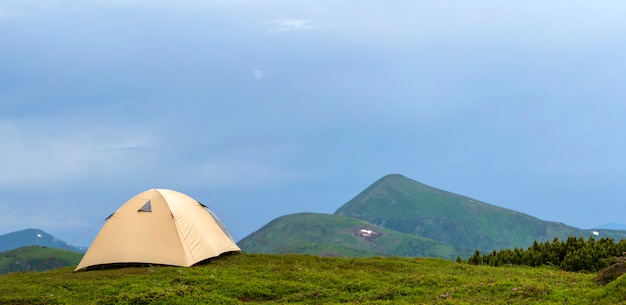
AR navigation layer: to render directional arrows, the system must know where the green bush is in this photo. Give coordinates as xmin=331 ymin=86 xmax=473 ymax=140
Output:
xmin=465 ymin=236 xmax=626 ymax=273
xmin=594 ymin=257 xmax=626 ymax=285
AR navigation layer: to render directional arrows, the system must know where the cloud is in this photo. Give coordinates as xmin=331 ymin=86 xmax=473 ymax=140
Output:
xmin=184 ymin=155 xmax=301 ymax=189
xmin=0 ymin=0 xmax=74 ymax=20
xmin=266 ymin=18 xmax=332 ymax=33
xmin=0 ymin=118 xmax=155 ymax=188
xmin=250 ymin=66 xmax=272 ymax=80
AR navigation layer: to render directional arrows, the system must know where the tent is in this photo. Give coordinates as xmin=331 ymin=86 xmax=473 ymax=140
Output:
xmin=75 ymin=189 xmax=240 ymax=271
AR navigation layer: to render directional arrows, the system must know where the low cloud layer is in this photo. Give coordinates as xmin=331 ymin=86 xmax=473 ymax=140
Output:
xmin=266 ymin=19 xmax=332 ymax=33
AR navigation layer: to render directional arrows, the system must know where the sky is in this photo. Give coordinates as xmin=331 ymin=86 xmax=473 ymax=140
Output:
xmin=1 ymin=1 xmax=626 ymax=246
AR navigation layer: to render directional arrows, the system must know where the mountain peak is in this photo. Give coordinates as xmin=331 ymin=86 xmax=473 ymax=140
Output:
xmin=380 ymin=173 xmax=408 ymax=179
xmin=376 ymin=173 xmax=417 ymax=184
xmin=0 ymin=229 xmax=85 ymax=253
xmin=334 ymin=174 xmax=595 ymax=251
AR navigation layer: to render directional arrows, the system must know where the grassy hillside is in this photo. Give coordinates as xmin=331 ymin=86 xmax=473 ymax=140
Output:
xmin=0 ymin=246 xmax=83 ymax=274
xmin=0 ymin=253 xmax=624 ymax=304
xmin=238 ymin=212 xmax=474 ymax=259
xmin=335 ymin=174 xmax=626 ymax=252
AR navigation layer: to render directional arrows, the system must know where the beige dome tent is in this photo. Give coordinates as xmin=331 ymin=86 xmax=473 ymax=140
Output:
xmin=75 ymin=189 xmax=240 ymax=271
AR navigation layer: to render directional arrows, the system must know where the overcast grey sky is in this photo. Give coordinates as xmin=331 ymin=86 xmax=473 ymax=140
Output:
xmin=1 ymin=1 xmax=626 ymax=245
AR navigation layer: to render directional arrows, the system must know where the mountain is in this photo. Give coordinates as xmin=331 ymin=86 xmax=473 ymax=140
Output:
xmin=238 ymin=212 xmax=474 ymax=260
xmin=594 ymin=223 xmax=626 ymax=230
xmin=239 ymin=174 xmax=626 ymax=259
xmin=0 ymin=246 xmax=83 ymax=274
xmin=335 ymin=174 xmax=626 ymax=252
xmin=0 ymin=229 xmax=86 ymax=253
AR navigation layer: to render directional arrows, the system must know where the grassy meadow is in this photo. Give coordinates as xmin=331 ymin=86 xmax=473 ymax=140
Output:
xmin=1 ymin=253 xmax=624 ymax=304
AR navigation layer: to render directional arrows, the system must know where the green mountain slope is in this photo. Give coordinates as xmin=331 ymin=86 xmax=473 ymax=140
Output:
xmin=0 ymin=246 xmax=83 ymax=274
xmin=238 ymin=212 xmax=473 ymax=259
xmin=335 ymin=174 xmax=626 ymax=252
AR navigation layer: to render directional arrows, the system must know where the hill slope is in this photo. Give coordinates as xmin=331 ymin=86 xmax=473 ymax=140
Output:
xmin=238 ymin=212 xmax=473 ymax=259
xmin=0 ymin=229 xmax=85 ymax=253
xmin=0 ymin=246 xmax=83 ymax=274
xmin=335 ymin=174 xmax=626 ymax=252
xmin=0 ymin=254 xmax=621 ymax=304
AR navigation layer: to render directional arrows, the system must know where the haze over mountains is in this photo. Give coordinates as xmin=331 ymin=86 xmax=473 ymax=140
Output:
xmin=594 ymin=223 xmax=626 ymax=230
xmin=240 ymin=174 xmax=626 ymax=258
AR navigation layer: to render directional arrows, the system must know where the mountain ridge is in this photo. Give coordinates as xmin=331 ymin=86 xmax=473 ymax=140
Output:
xmin=334 ymin=174 xmax=625 ymax=252
xmin=239 ymin=174 xmax=626 ymax=258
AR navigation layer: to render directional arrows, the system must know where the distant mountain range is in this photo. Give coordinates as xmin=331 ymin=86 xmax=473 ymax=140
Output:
xmin=0 ymin=228 xmax=86 ymax=253
xmin=239 ymin=174 xmax=626 ymax=258
xmin=594 ymin=223 xmax=626 ymax=230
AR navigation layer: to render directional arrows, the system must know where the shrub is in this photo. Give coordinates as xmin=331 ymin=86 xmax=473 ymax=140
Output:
xmin=594 ymin=256 xmax=626 ymax=285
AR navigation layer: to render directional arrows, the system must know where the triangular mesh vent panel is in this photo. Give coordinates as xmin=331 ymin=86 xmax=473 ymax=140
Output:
xmin=138 ymin=200 xmax=152 ymax=212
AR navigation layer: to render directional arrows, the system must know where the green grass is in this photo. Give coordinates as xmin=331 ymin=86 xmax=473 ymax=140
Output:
xmin=0 ymin=246 xmax=83 ymax=274
xmin=0 ymin=253 xmax=623 ymax=304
